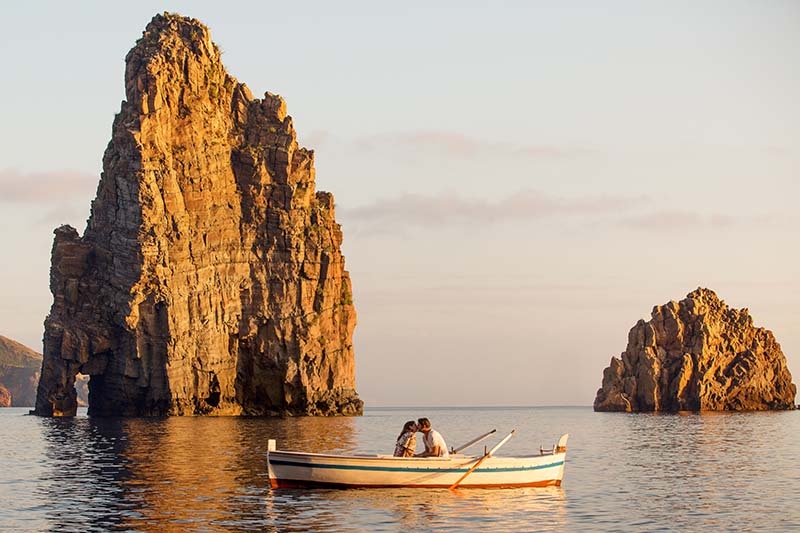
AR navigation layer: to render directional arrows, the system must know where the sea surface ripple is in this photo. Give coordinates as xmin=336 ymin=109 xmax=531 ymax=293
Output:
xmin=1 ymin=406 xmax=798 ymax=532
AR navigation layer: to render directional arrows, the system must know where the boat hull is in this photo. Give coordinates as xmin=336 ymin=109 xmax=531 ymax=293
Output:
xmin=268 ymin=450 xmax=567 ymax=489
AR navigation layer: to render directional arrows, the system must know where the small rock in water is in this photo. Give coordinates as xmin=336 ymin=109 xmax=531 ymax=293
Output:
xmin=594 ymin=288 xmax=796 ymax=412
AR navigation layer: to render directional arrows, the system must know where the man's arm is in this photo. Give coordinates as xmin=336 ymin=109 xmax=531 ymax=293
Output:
xmin=415 ymin=444 xmax=442 ymax=457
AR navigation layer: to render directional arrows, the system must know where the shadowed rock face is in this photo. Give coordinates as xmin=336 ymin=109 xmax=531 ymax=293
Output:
xmin=34 ymin=13 xmax=362 ymax=417
xmin=594 ymin=288 xmax=796 ymax=412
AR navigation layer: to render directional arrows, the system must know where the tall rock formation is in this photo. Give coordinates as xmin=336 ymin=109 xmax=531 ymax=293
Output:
xmin=594 ymin=288 xmax=796 ymax=412
xmin=34 ymin=13 xmax=362 ymax=417
xmin=0 ymin=335 xmax=42 ymax=407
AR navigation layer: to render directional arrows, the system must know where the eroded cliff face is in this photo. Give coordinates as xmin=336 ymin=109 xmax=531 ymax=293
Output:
xmin=34 ymin=13 xmax=362 ymax=416
xmin=594 ymin=289 xmax=796 ymax=412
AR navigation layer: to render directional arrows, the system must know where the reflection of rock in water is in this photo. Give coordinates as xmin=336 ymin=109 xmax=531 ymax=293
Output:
xmin=38 ymin=415 xmax=359 ymax=532
xmin=38 ymin=418 xmax=131 ymax=531
xmin=264 ymin=486 xmax=568 ymax=532
xmin=120 ymin=418 xmax=253 ymax=531
xmin=38 ymin=416 xmax=566 ymax=532
xmin=117 ymin=417 xmax=357 ymax=531
xmin=272 ymin=416 xmax=359 ymax=454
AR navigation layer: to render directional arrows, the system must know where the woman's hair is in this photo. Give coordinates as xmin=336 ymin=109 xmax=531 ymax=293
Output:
xmin=398 ymin=420 xmax=416 ymax=439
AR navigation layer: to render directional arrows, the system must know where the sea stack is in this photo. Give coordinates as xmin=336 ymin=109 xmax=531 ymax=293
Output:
xmin=594 ymin=288 xmax=796 ymax=412
xmin=34 ymin=13 xmax=362 ymax=416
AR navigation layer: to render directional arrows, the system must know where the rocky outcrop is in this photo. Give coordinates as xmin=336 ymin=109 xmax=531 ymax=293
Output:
xmin=0 ymin=385 xmax=11 ymax=407
xmin=594 ymin=288 xmax=796 ymax=412
xmin=34 ymin=13 xmax=362 ymax=417
xmin=0 ymin=335 xmax=42 ymax=407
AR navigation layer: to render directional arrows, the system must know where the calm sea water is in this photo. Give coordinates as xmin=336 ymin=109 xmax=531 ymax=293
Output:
xmin=1 ymin=406 xmax=798 ymax=532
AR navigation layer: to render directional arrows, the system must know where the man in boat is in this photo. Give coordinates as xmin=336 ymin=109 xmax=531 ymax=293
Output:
xmin=415 ymin=417 xmax=449 ymax=458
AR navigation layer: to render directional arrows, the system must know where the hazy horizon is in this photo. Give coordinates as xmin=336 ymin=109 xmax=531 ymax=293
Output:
xmin=1 ymin=1 xmax=797 ymax=406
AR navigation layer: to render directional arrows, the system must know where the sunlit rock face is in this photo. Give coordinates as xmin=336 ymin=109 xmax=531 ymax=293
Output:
xmin=34 ymin=13 xmax=362 ymax=417
xmin=0 ymin=335 xmax=41 ymax=407
xmin=0 ymin=385 xmax=10 ymax=408
xmin=594 ymin=288 xmax=796 ymax=412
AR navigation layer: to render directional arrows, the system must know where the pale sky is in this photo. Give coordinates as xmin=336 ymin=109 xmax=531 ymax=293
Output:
xmin=1 ymin=1 xmax=797 ymax=406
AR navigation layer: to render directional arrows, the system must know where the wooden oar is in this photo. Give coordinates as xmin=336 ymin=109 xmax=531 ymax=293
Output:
xmin=452 ymin=429 xmax=497 ymax=454
xmin=449 ymin=429 xmax=516 ymax=490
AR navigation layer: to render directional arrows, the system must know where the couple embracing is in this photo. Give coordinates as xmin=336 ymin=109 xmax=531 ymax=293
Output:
xmin=393 ymin=417 xmax=449 ymax=458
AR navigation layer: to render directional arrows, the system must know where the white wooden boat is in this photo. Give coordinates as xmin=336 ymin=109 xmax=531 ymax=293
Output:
xmin=267 ymin=432 xmax=569 ymax=489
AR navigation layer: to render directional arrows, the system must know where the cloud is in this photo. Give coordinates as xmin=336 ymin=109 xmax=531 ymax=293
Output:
xmin=310 ymin=130 xmax=592 ymax=158
xmin=357 ymin=131 xmax=480 ymax=156
xmin=0 ymin=169 xmax=98 ymax=204
xmin=298 ymin=130 xmax=332 ymax=150
xmin=339 ymin=189 xmax=647 ymax=229
xmin=620 ymin=211 xmax=732 ymax=229
xmin=338 ymin=192 xmax=795 ymax=236
xmin=35 ymin=204 xmax=89 ymax=227
xmin=357 ymin=130 xmax=588 ymax=158
xmin=618 ymin=211 xmax=788 ymax=230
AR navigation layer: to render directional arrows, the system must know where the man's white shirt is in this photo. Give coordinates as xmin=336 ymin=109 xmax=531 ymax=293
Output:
xmin=423 ymin=429 xmax=449 ymax=457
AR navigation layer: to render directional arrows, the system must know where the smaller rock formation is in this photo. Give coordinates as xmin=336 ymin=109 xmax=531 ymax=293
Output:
xmin=594 ymin=288 xmax=796 ymax=412
xmin=0 ymin=335 xmax=42 ymax=407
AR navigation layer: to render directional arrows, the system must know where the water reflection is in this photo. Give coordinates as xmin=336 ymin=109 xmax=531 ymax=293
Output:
xmin=265 ymin=486 xmax=567 ymax=532
xmin=588 ymin=410 xmax=800 ymax=531
xmin=36 ymin=415 xmax=363 ymax=532
xmin=21 ymin=407 xmax=798 ymax=532
xmin=118 ymin=418 xmax=250 ymax=531
xmin=33 ymin=413 xmax=569 ymax=532
xmin=36 ymin=417 xmax=129 ymax=531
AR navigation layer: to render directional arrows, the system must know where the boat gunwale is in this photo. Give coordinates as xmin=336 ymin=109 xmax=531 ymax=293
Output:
xmin=268 ymin=449 xmax=566 ymax=463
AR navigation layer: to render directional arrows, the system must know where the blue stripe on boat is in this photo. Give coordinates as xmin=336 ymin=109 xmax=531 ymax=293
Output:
xmin=269 ymin=459 xmax=565 ymax=474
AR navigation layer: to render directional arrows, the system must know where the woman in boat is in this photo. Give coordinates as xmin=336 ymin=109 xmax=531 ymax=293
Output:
xmin=393 ymin=420 xmax=418 ymax=457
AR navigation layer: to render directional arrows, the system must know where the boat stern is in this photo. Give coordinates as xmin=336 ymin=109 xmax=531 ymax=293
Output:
xmin=267 ymin=439 xmax=279 ymax=488
xmin=554 ymin=434 xmax=569 ymax=486
xmin=556 ymin=433 xmax=569 ymax=454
